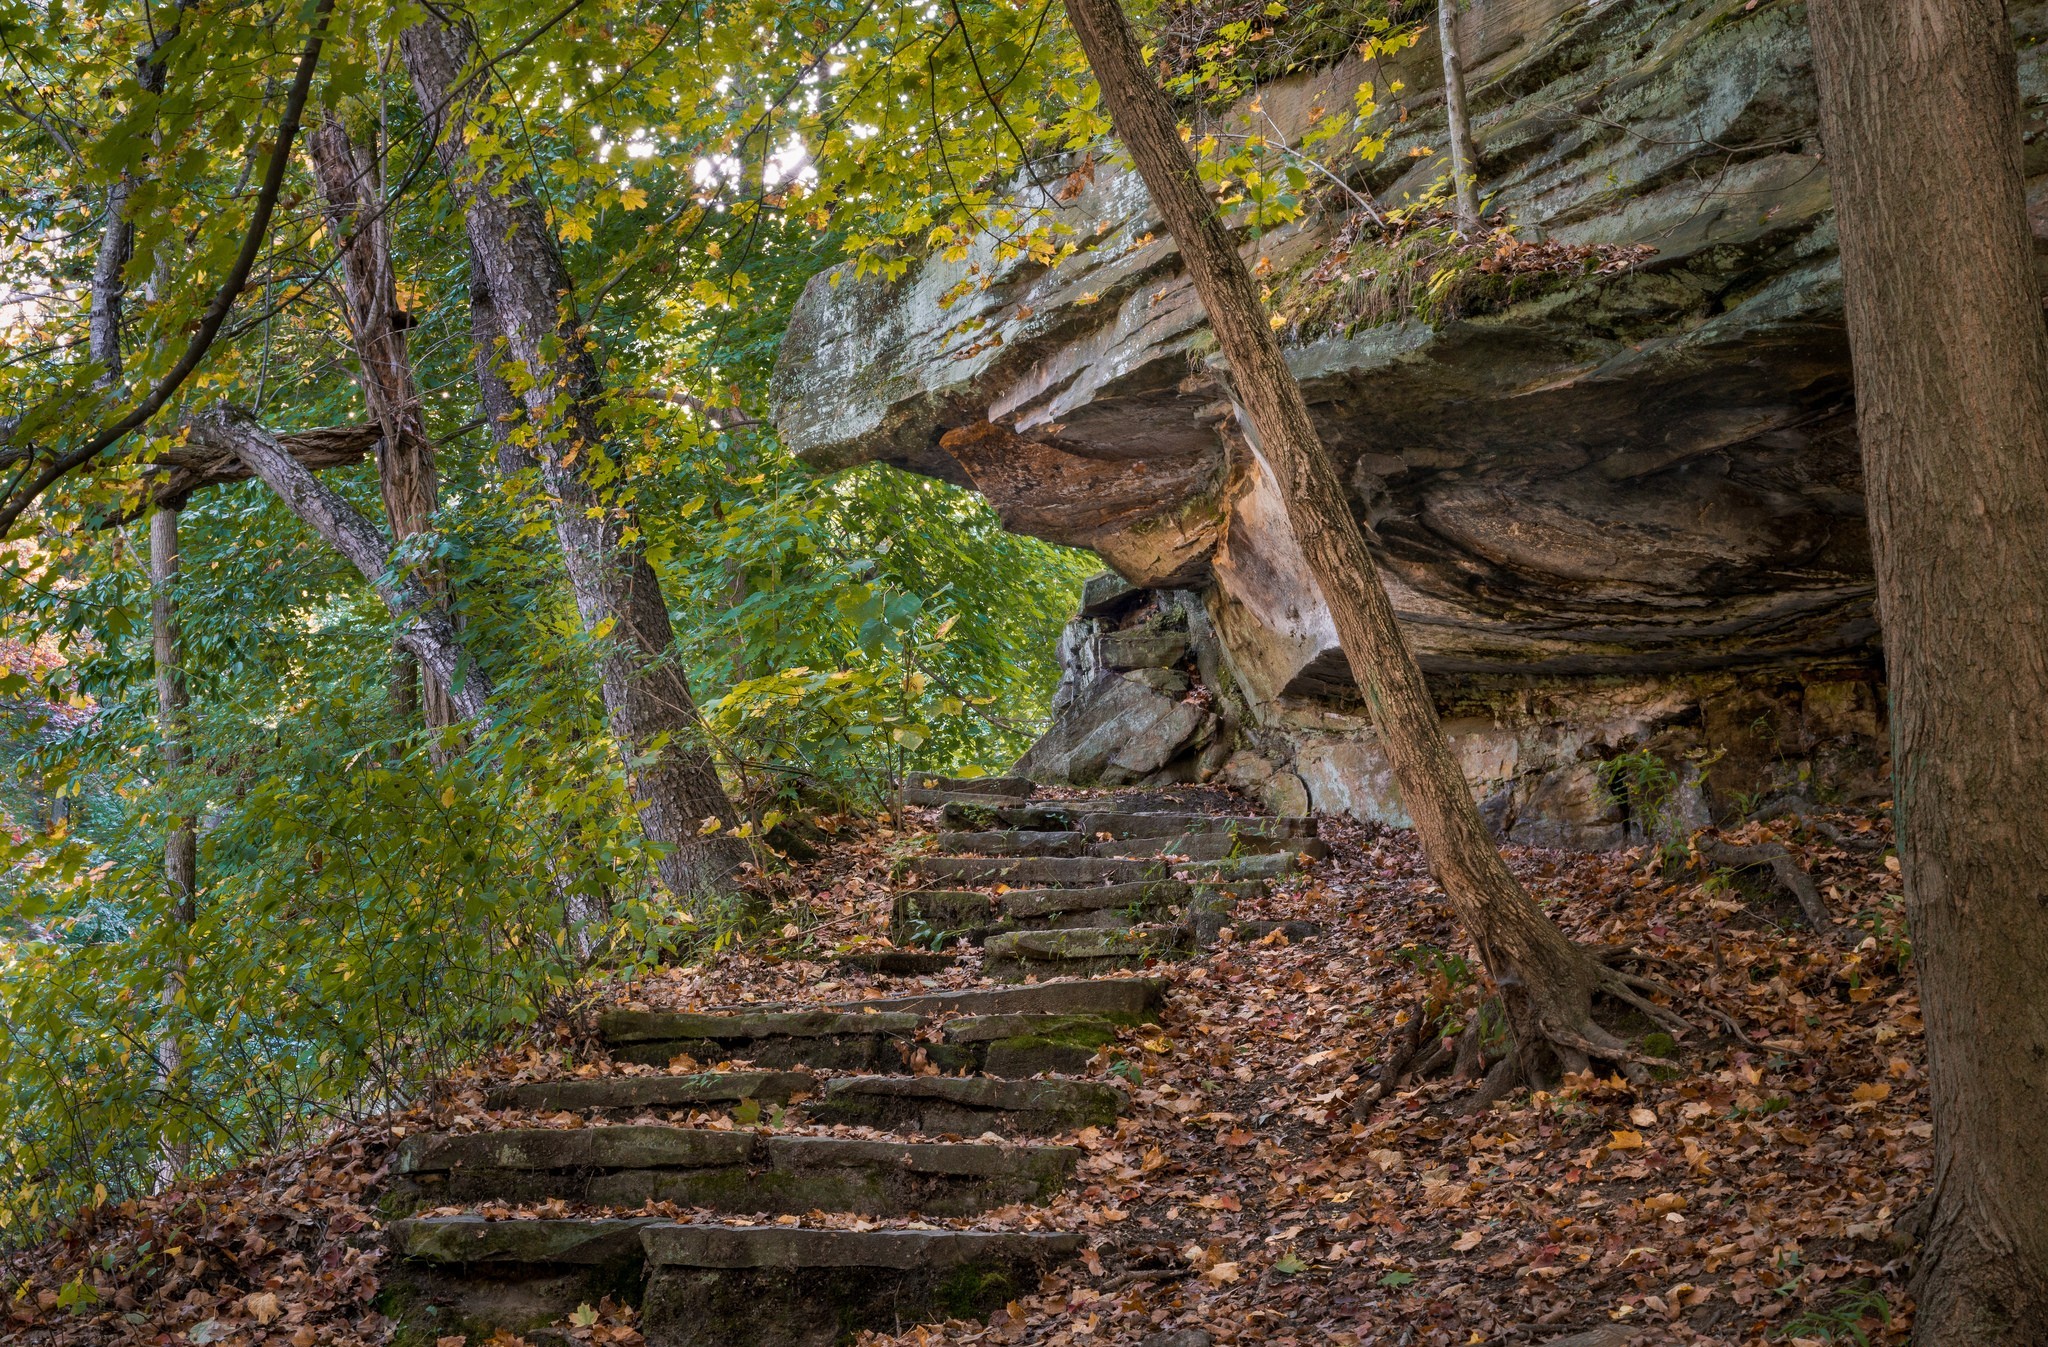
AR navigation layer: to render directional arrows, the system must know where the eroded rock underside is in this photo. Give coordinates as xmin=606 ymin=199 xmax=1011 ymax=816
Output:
xmin=771 ymin=0 xmax=2048 ymax=844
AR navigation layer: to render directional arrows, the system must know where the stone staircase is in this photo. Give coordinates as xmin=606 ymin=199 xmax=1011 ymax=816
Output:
xmin=384 ymin=777 xmax=1319 ymax=1346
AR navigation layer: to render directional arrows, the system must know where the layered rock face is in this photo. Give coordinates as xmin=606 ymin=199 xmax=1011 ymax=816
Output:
xmin=771 ymin=0 xmax=2048 ymax=843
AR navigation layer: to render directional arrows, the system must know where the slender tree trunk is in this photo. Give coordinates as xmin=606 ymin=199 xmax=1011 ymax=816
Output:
xmin=190 ymin=405 xmax=491 ymax=723
xmin=305 ymin=115 xmax=456 ymax=734
xmin=89 ymin=180 xmax=132 ymax=379
xmin=148 ymin=504 xmax=195 ymax=1176
xmin=401 ymin=19 xmax=746 ymax=899
xmin=1063 ymin=0 xmax=1625 ymax=1078
xmin=1806 ymin=2 xmax=2048 ymax=1339
xmin=1436 ymin=0 xmax=1482 ymax=234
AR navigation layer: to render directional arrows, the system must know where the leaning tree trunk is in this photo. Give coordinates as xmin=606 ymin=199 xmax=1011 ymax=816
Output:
xmin=1436 ymin=0 xmax=1482 ymax=234
xmin=1063 ymin=0 xmax=1638 ymax=1080
xmin=190 ymin=406 xmax=490 ymax=723
xmin=1806 ymin=2 xmax=2048 ymax=1340
xmin=306 ymin=115 xmax=456 ymax=734
xmin=401 ymin=19 xmax=745 ymax=898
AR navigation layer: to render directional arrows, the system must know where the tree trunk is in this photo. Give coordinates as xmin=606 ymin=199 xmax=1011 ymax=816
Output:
xmin=89 ymin=179 xmax=132 ymax=381
xmin=401 ymin=19 xmax=746 ymax=899
xmin=1063 ymin=0 xmax=1626 ymax=1078
xmin=466 ymin=244 xmax=532 ymax=477
xmin=1436 ymin=0 xmax=1482 ymax=234
xmin=189 ymin=405 xmax=491 ymax=724
xmin=149 ymin=504 xmax=195 ymax=1175
xmin=1806 ymin=2 xmax=2048 ymax=1339
xmin=305 ymin=115 xmax=456 ymax=733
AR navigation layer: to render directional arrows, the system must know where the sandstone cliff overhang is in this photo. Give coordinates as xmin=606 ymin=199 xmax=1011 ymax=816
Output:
xmin=770 ymin=0 xmax=2048 ymax=705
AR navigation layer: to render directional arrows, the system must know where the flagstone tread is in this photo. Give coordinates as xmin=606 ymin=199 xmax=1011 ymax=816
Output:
xmin=601 ymin=1010 xmax=922 ymax=1044
xmin=639 ymin=1222 xmax=1085 ymax=1270
xmin=941 ymin=803 xmax=1315 ymax=839
xmin=998 ymin=881 xmax=1191 ymax=920
xmin=639 ymin=1226 xmax=1087 ymax=1347
xmin=908 ymin=855 xmax=1166 ymax=887
xmin=933 ymin=829 xmax=1087 ymax=857
xmin=1173 ymin=852 xmax=1304 ymax=881
xmin=903 ymin=788 xmax=1032 ymax=810
xmin=907 ymin=774 xmax=1035 ymax=797
xmin=833 ymin=949 xmax=959 ymax=976
xmin=830 ymin=976 xmax=1168 ymax=1020
xmin=392 ymin=1215 xmax=657 ymax=1266
xmin=808 ymin=1075 xmax=1124 ymax=1133
xmin=389 ymin=1127 xmax=1076 ymax=1216
xmin=487 ymin=1070 xmax=818 ymax=1114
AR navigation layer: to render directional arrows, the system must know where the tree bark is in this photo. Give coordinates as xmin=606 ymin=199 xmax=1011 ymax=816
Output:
xmin=401 ymin=19 xmax=746 ymax=898
xmin=1063 ymin=0 xmax=1631 ymax=1079
xmin=1806 ymin=2 xmax=2048 ymax=1340
xmin=1436 ymin=0 xmax=1482 ymax=234
xmin=466 ymin=244 xmax=532 ymax=477
xmin=305 ymin=115 xmax=455 ymax=733
xmin=149 ymin=504 xmax=195 ymax=1175
xmin=89 ymin=179 xmax=133 ymax=381
xmin=189 ymin=405 xmax=491 ymax=724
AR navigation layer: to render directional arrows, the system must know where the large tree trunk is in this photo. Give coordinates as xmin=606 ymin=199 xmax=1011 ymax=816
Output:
xmin=148 ymin=504 xmax=195 ymax=1176
xmin=400 ymin=19 xmax=746 ymax=899
xmin=1063 ymin=0 xmax=1632 ymax=1080
xmin=1436 ymin=0 xmax=1482 ymax=234
xmin=1806 ymin=2 xmax=2048 ymax=1340
xmin=189 ymin=406 xmax=490 ymax=724
xmin=305 ymin=115 xmax=456 ymax=733
xmin=466 ymin=244 xmax=532 ymax=477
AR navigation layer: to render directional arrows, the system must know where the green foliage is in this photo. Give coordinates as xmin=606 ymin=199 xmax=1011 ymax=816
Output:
xmin=1777 ymin=1282 xmax=1894 ymax=1345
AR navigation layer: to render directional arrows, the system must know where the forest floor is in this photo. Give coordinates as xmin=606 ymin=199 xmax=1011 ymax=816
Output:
xmin=2 ymin=796 xmax=1920 ymax=1347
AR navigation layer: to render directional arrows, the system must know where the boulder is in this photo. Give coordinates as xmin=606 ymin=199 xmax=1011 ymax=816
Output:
xmin=1014 ymin=674 xmax=1207 ymax=786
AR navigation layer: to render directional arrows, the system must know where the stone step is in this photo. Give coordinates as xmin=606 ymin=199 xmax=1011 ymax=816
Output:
xmin=1172 ymin=851 xmax=1306 ymax=882
xmin=903 ymin=788 xmax=1032 ymax=810
xmin=983 ymin=927 xmax=1190 ymax=981
xmin=642 ymin=1224 xmax=1083 ymax=1347
xmin=998 ymin=879 xmax=1193 ymax=922
xmin=601 ymin=1009 xmax=920 ymax=1070
xmin=488 ymin=1070 xmax=816 ymax=1115
xmin=828 ymin=975 xmax=1168 ymax=1021
xmin=1086 ymin=832 xmax=1329 ymax=862
xmin=907 ymin=773 xmax=1035 ymax=797
xmin=940 ymin=801 xmax=1314 ymax=840
xmin=936 ymin=1012 xmax=1129 ymax=1076
xmin=389 ymin=1217 xmax=1082 ymax=1347
xmin=907 ymin=854 xmax=1165 ymax=887
xmin=891 ymin=888 xmax=1003 ymax=946
xmin=933 ymin=829 xmax=1086 ymax=857
xmin=805 ymin=1075 xmax=1124 ymax=1134
xmin=389 ymin=1126 xmax=1075 ymax=1217
xmin=832 ymin=949 xmax=958 ymax=976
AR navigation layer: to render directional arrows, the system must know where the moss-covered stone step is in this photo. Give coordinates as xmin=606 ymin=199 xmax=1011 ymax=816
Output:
xmin=998 ymin=879 xmax=1192 ymax=924
xmin=389 ymin=1127 xmax=1076 ymax=1216
xmin=937 ymin=1013 xmax=1127 ymax=1076
xmin=890 ymin=889 xmax=1002 ymax=947
xmin=983 ymin=927 xmax=1189 ymax=981
xmin=907 ymin=854 xmax=1165 ymax=887
xmin=388 ymin=1218 xmax=1083 ymax=1347
xmin=932 ymin=829 xmax=1086 ymax=857
xmin=386 ymin=1216 xmax=654 ymax=1340
xmin=907 ymin=773 xmax=1035 ymax=797
xmin=831 ymin=949 xmax=958 ymax=976
xmin=640 ymin=1224 xmax=1085 ymax=1347
xmin=903 ymin=787 xmax=1033 ymax=810
xmin=600 ymin=1009 xmax=920 ymax=1070
xmin=487 ymin=1070 xmax=817 ymax=1114
xmin=1172 ymin=851 xmax=1306 ymax=882
xmin=805 ymin=1075 xmax=1124 ymax=1135
xmin=938 ymin=802 xmax=1314 ymax=840
xmin=829 ymin=975 xmax=1167 ymax=1021
xmin=1087 ymin=832 xmax=1330 ymax=862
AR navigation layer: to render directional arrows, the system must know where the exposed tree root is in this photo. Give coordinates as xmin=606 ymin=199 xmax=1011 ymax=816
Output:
xmin=1698 ymin=835 xmax=1837 ymax=938
xmin=1354 ymin=943 xmax=1753 ymax=1118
